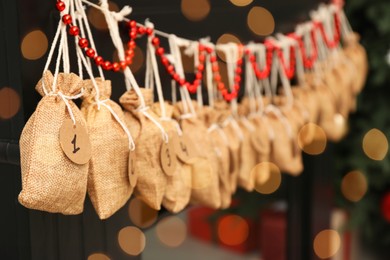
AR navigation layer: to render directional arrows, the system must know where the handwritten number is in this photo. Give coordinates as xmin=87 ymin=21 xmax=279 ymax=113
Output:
xmin=180 ymin=141 xmax=189 ymax=156
xmin=166 ymin=148 xmax=171 ymax=167
xmin=71 ymin=134 xmax=81 ymax=154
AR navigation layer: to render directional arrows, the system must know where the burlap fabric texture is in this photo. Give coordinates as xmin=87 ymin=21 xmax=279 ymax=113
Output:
xmin=19 ymin=71 xmax=89 ymax=215
xmin=120 ymin=88 xmax=167 ymax=210
xmin=81 ymin=78 xmax=132 ymax=219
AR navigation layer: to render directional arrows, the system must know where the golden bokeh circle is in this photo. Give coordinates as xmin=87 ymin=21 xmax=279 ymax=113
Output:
xmin=230 ymin=0 xmax=253 ymax=7
xmin=88 ymin=1 xmax=119 ymax=30
xmin=247 ymin=6 xmax=275 ymax=36
xmin=298 ymin=123 xmax=327 ymax=155
xmin=181 ymin=0 xmax=211 ymax=22
xmin=118 ymin=226 xmax=146 ymax=256
xmin=156 ymin=216 xmax=187 ymax=248
xmin=313 ymin=229 xmax=341 ymax=259
xmin=341 ymin=170 xmax=368 ymax=202
xmin=21 ymin=30 xmax=48 ymax=60
xmin=254 ymin=162 xmax=281 ymax=195
xmin=87 ymin=253 xmax=111 ymax=260
xmin=0 ymin=87 xmax=21 ymax=119
xmin=362 ymin=128 xmax=388 ymax=161
xmin=216 ymin=33 xmax=242 ymax=62
xmin=217 ymin=215 xmax=249 ymax=246
xmin=128 ymin=198 xmax=158 ymax=229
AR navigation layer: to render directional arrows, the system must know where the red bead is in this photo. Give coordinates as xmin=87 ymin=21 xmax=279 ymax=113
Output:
xmin=151 ymin=37 xmax=160 ymax=47
xmin=188 ymin=85 xmax=197 ymax=94
xmin=78 ymin=38 xmax=89 ymax=49
xmin=221 ymin=89 xmax=228 ymax=96
xmin=128 ymin=41 xmax=136 ymax=49
xmin=205 ymin=47 xmax=212 ymax=53
xmin=56 ymin=1 xmax=66 ymax=12
xmin=146 ymin=28 xmax=153 ymax=35
xmin=217 ymin=82 xmax=225 ymax=90
xmin=197 ymin=64 xmax=204 ymax=72
xmin=212 ymin=64 xmax=219 ymax=72
xmin=173 ymin=74 xmax=180 ymax=82
xmin=236 ymin=59 xmax=243 ymax=65
xmin=85 ymin=48 xmax=95 ymax=58
xmin=120 ymin=61 xmax=127 ymax=70
xmin=69 ymin=26 xmax=79 ymax=36
xmin=198 ymin=45 xmax=205 ymax=51
xmin=225 ymin=93 xmax=233 ymax=102
xmin=244 ymin=49 xmax=250 ymax=55
xmin=249 ymin=55 xmax=256 ymax=62
xmin=94 ymin=56 xmax=103 ymax=66
xmin=62 ymin=14 xmax=72 ymax=25
xmin=166 ymin=65 xmax=174 ymax=74
xmin=210 ymin=56 xmax=217 ymax=63
xmin=125 ymin=56 xmax=132 ymax=65
xmin=234 ymin=75 xmax=241 ymax=83
xmin=156 ymin=47 xmax=164 ymax=56
xmin=126 ymin=49 xmax=134 ymax=57
xmin=129 ymin=31 xmax=137 ymax=39
xmin=138 ymin=27 xmax=145 ymax=34
xmin=235 ymin=67 xmax=242 ymax=74
xmin=129 ymin=20 xmax=136 ymax=28
xmin=161 ymin=56 xmax=169 ymax=66
xmin=179 ymin=79 xmax=186 ymax=86
xmin=193 ymin=79 xmax=200 ymax=87
xmin=198 ymin=54 xmax=205 ymax=63
xmin=196 ymin=72 xmax=203 ymax=80
xmin=102 ymin=61 xmax=112 ymax=71
xmin=234 ymin=84 xmax=240 ymax=91
xmin=112 ymin=62 xmax=120 ymax=72
xmin=214 ymin=74 xmax=221 ymax=82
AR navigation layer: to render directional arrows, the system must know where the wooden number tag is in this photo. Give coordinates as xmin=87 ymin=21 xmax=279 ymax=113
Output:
xmin=160 ymin=141 xmax=177 ymax=176
xmin=174 ymin=134 xmax=196 ymax=163
xmin=128 ymin=151 xmax=137 ymax=188
xmin=59 ymin=119 xmax=92 ymax=165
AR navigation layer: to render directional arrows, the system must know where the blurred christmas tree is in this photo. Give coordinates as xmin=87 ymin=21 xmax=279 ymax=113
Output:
xmin=336 ymin=0 xmax=390 ymax=252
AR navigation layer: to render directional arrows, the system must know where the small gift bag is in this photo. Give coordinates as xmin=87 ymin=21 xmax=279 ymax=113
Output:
xmin=120 ymin=88 xmax=169 ymax=210
xmin=81 ymin=78 xmax=134 ymax=219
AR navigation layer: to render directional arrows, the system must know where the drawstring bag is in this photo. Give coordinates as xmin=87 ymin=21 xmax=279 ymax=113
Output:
xmin=120 ymin=88 xmax=168 ymax=210
xmin=202 ymin=105 xmax=232 ymax=209
xmin=151 ymin=102 xmax=192 ymax=213
xmin=236 ymin=98 xmax=259 ymax=192
xmin=81 ymin=79 xmax=134 ymax=219
xmin=19 ymin=71 xmax=90 ymax=214
xmin=173 ymin=101 xmax=221 ymax=209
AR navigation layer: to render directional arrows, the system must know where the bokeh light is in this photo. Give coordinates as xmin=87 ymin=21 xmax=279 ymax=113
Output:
xmin=362 ymin=128 xmax=388 ymax=161
xmin=217 ymin=215 xmax=249 ymax=246
xmin=21 ymin=30 xmax=48 ymax=60
xmin=87 ymin=253 xmax=111 ymax=260
xmin=341 ymin=170 xmax=368 ymax=202
xmin=156 ymin=216 xmax=187 ymax=248
xmin=254 ymin=162 xmax=281 ymax=195
xmin=247 ymin=6 xmax=275 ymax=36
xmin=118 ymin=226 xmax=146 ymax=256
xmin=0 ymin=87 xmax=21 ymax=120
xmin=298 ymin=123 xmax=327 ymax=155
xmin=128 ymin=198 xmax=158 ymax=229
xmin=313 ymin=229 xmax=341 ymax=259
xmin=216 ymin=33 xmax=242 ymax=62
xmin=88 ymin=1 xmax=119 ymax=30
xmin=230 ymin=0 xmax=253 ymax=7
xmin=181 ymin=0 xmax=210 ymax=22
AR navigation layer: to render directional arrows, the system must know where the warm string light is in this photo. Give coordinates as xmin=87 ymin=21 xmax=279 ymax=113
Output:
xmin=55 ymin=1 xmax=343 ymax=102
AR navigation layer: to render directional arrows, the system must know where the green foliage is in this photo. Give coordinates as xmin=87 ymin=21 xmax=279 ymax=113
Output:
xmin=336 ymin=0 xmax=390 ymax=251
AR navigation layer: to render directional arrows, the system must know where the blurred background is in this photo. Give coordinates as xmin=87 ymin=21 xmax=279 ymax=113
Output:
xmin=1 ymin=0 xmax=390 ymax=259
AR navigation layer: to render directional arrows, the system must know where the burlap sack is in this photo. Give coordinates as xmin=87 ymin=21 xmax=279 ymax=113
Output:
xmin=173 ymin=101 xmax=221 ymax=209
xmin=331 ymin=64 xmax=353 ymax=118
xmin=236 ymin=99 xmax=258 ymax=192
xmin=214 ymin=101 xmax=241 ymax=194
xmin=80 ymin=79 xmax=132 ymax=219
xmin=151 ymin=102 xmax=192 ymax=213
xmin=266 ymin=105 xmax=303 ymax=176
xmin=119 ymin=88 xmax=167 ymax=210
xmin=19 ymin=71 xmax=88 ymax=214
xmin=306 ymin=73 xmax=346 ymax=142
xmin=202 ymin=106 xmax=232 ymax=209
xmin=343 ymin=33 xmax=368 ymax=95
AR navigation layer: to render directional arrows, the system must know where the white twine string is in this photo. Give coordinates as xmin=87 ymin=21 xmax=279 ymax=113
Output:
xmin=265 ymin=105 xmax=293 ymax=139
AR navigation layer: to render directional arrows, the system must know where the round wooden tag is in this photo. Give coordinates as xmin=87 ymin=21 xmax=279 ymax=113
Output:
xmin=174 ymin=134 xmax=196 ymax=163
xmin=160 ymin=141 xmax=177 ymax=176
xmin=128 ymin=151 xmax=138 ymax=188
xmin=59 ymin=119 xmax=92 ymax=165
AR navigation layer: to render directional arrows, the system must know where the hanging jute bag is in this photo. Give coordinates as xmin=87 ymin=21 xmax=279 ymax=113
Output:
xmin=80 ymin=79 xmax=133 ymax=219
xmin=19 ymin=71 xmax=90 ymax=214
xmin=120 ymin=88 xmax=167 ymax=210
xmin=173 ymin=101 xmax=221 ymax=209
xmin=151 ymin=102 xmax=192 ymax=213
xmin=202 ymin=106 xmax=232 ymax=209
